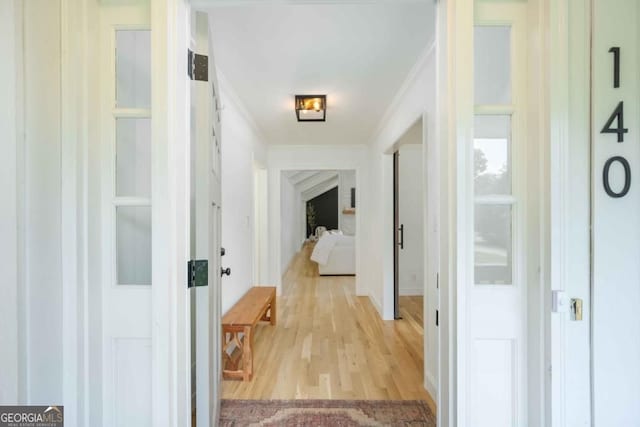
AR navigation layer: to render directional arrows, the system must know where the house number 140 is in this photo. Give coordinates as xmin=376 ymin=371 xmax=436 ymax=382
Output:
xmin=601 ymin=46 xmax=631 ymax=198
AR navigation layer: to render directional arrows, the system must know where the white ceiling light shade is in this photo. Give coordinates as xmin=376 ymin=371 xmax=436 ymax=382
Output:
xmin=295 ymin=95 xmax=327 ymax=122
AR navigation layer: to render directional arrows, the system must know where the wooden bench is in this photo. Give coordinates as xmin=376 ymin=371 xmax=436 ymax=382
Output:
xmin=222 ymin=286 xmax=276 ymax=381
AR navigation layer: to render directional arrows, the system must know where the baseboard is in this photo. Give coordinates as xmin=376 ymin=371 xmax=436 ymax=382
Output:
xmin=425 ymin=371 xmax=437 ymax=404
xmin=368 ymin=293 xmax=383 ymax=317
xmin=399 ymin=287 xmax=424 ymax=296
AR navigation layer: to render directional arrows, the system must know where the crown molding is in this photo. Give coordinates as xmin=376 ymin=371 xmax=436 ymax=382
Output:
xmin=369 ymin=40 xmax=435 ymax=144
xmin=217 ymin=68 xmax=271 ymax=145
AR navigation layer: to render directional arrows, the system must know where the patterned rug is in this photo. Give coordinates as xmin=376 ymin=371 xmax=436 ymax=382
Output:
xmin=219 ymin=399 xmax=436 ymax=426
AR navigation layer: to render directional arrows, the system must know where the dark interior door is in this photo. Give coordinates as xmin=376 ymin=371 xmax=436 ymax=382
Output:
xmin=393 ymin=151 xmax=401 ymax=319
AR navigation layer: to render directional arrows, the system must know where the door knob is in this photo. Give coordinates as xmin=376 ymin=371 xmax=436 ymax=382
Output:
xmin=221 ymin=267 xmax=231 ymax=277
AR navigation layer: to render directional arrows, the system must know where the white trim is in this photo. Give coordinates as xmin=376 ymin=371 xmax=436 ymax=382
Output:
xmin=372 ymin=42 xmax=436 ymax=145
xmin=422 ymin=110 xmax=439 ymax=409
xmin=112 ymin=108 xmax=152 ymax=118
xmin=381 ymin=153 xmax=394 ymax=319
xmin=14 ymin=2 xmax=28 ymax=403
xmin=425 ymin=371 xmax=437 ymax=402
xmin=434 ymin=0 xmax=457 ymax=425
xmin=151 ymin=0 xmax=173 ymax=425
xmin=0 ymin=0 xmax=20 ymax=406
xmin=368 ymin=292 xmax=383 ymax=316
xmin=61 ymin=0 xmax=83 ymax=423
xmin=217 ymin=70 xmax=269 ymax=145
xmin=192 ymin=0 xmax=431 ymax=7
xmin=548 ymin=0 xmax=593 ymax=425
xmin=548 ymin=2 xmax=570 ymax=425
xmin=267 ymin=144 xmax=367 ymax=296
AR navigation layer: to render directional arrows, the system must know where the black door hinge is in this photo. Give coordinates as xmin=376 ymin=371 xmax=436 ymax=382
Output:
xmin=436 ymin=310 xmax=439 ymax=327
xmin=187 ymin=259 xmax=208 ymax=288
xmin=188 ymin=49 xmax=208 ymax=82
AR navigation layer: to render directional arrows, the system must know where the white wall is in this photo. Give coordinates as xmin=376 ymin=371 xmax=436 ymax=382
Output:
xmin=14 ymin=0 xmax=64 ymax=404
xmin=268 ymin=145 xmax=368 ymax=296
xmin=0 ymin=0 xmax=20 ymax=405
xmin=398 ymin=143 xmax=424 ymax=296
xmin=362 ymin=42 xmax=437 ymax=397
xmin=338 ymin=170 xmax=356 ymax=235
xmin=279 ymin=175 xmax=303 ymax=273
xmin=363 ymin=43 xmax=436 ymax=315
xmin=219 ymin=81 xmax=268 ymax=314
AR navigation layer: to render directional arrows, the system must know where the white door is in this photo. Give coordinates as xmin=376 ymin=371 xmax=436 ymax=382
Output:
xmin=189 ymin=11 xmax=223 ymax=426
xmin=191 ymin=12 xmax=222 ymax=426
xmin=592 ymin=0 xmax=640 ymax=424
xmin=466 ymin=3 xmax=528 ymax=426
xmin=100 ymin=4 xmax=154 ymax=426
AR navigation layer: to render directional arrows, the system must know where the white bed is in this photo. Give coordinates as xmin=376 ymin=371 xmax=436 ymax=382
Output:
xmin=310 ymin=232 xmax=355 ymax=276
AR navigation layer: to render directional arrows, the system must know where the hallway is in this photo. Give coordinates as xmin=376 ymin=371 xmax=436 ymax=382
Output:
xmin=222 ymin=244 xmax=435 ymax=412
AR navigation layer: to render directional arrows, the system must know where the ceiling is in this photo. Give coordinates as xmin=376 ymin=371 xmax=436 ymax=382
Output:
xmin=208 ymin=2 xmax=435 ymax=145
xmin=283 ymin=170 xmax=339 ymax=201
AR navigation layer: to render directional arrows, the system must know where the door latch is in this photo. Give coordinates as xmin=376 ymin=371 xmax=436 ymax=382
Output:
xmin=571 ymin=298 xmax=583 ymax=321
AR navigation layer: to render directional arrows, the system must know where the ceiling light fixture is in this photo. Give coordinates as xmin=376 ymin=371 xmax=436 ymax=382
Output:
xmin=295 ymin=95 xmax=327 ymax=122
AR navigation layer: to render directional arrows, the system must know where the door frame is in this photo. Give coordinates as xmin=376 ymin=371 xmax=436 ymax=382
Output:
xmin=267 ymin=145 xmax=368 ymax=297
xmin=437 ymin=0 xmax=553 ymax=425
xmin=382 ymin=112 xmax=438 ymax=402
xmin=547 ymin=0 xmax=592 ymax=426
xmin=392 ymin=150 xmax=401 ymax=320
xmin=58 ymin=0 xmax=195 ymax=424
xmin=55 ymin=0 xmax=571 ymax=426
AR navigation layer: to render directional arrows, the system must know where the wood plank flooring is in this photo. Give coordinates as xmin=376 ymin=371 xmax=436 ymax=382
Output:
xmin=222 ymin=243 xmax=436 ymax=413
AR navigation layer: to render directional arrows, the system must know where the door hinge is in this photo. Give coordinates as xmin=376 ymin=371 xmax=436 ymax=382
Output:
xmin=187 ymin=259 xmax=208 ymax=288
xmin=436 ymin=272 xmax=439 ymax=289
xmin=436 ymin=310 xmax=439 ymax=327
xmin=188 ymin=49 xmax=208 ymax=82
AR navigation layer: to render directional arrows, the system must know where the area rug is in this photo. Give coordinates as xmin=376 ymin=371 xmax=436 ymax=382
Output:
xmin=219 ymin=399 xmax=436 ymax=427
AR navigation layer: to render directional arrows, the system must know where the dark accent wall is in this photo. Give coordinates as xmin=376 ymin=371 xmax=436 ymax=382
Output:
xmin=306 ymin=187 xmax=338 ymax=236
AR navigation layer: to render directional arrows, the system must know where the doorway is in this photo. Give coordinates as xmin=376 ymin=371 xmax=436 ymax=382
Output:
xmin=279 ymin=169 xmax=357 ymax=279
xmin=393 ymin=120 xmax=425 ymax=321
xmin=201 ymin=0 xmax=436 ymax=419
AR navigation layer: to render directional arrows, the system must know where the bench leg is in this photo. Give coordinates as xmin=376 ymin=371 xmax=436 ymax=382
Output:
xmin=242 ymin=326 xmax=253 ymax=381
xmin=270 ymin=297 xmax=276 ymax=325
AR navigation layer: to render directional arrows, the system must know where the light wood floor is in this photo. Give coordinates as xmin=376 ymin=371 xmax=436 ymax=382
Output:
xmin=222 ymin=243 xmax=435 ymax=412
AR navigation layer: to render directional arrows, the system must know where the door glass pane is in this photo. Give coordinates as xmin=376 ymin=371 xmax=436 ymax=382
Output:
xmin=117 ymin=206 xmax=151 ymax=285
xmin=474 ymin=115 xmax=511 ymax=195
xmin=474 ymin=26 xmax=511 ymax=105
xmin=116 ymin=30 xmax=151 ymax=108
xmin=474 ymin=204 xmax=512 ymax=285
xmin=116 ymin=118 xmax=151 ymax=197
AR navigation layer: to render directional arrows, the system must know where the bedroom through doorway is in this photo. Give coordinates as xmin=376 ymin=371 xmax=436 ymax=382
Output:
xmin=280 ymin=169 xmax=356 ymax=280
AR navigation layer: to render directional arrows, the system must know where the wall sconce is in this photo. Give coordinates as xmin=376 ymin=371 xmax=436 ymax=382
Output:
xmin=295 ymin=95 xmax=326 ymax=122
